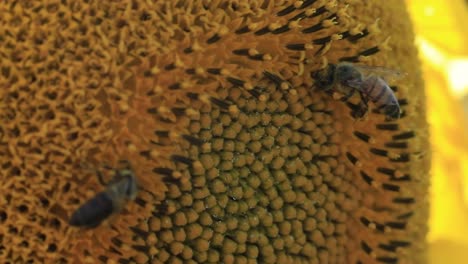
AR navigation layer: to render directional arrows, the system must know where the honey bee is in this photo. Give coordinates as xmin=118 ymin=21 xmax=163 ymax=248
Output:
xmin=314 ymin=62 xmax=404 ymax=120
xmin=69 ymin=162 xmax=138 ymax=228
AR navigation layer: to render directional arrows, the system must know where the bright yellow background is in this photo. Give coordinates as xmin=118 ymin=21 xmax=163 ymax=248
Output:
xmin=406 ymin=0 xmax=468 ymax=263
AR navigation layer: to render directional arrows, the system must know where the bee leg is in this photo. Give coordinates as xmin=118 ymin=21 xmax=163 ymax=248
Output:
xmin=341 ymin=88 xmax=355 ymax=102
xmin=351 ymin=106 xmax=366 ymax=119
xmin=324 ymin=89 xmax=334 ymax=96
xmin=361 ymin=94 xmax=370 ymax=110
xmin=351 ymin=93 xmax=369 ymax=119
xmin=95 ymin=169 xmax=109 ymax=186
xmin=80 ymin=161 xmax=110 ymax=186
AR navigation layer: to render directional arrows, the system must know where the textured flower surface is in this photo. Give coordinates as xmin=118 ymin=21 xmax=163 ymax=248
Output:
xmin=0 ymin=0 xmax=429 ymax=264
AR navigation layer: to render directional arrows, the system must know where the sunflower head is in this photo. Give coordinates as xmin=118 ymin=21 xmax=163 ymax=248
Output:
xmin=0 ymin=0 xmax=428 ymax=263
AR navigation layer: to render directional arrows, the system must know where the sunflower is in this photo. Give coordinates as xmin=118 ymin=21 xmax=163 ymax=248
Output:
xmin=0 ymin=0 xmax=428 ymax=263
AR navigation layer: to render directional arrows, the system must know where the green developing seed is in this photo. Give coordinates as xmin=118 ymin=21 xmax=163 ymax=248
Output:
xmin=194 ymin=238 xmax=210 ymax=252
xmin=270 ymin=197 xmax=283 ymax=210
xmin=192 ymin=175 xmax=206 ymax=187
xmin=273 ymin=238 xmax=284 ymax=250
xmin=229 ymin=186 xmax=243 ymax=200
xmin=226 ymin=201 xmax=239 ymax=214
xmin=284 ymin=205 xmax=297 ymax=219
xmin=234 ymin=230 xmax=248 ymax=244
xmin=246 ymin=245 xmax=259 ymax=258
xmin=220 ymin=160 xmax=233 ymax=170
xmin=223 ymin=238 xmax=238 ymax=254
xmin=270 ymin=156 xmax=285 ymax=169
xmin=261 ymin=136 xmax=275 ymax=149
xmin=186 ymin=223 xmax=203 ymax=240
xmin=266 ymin=224 xmax=279 ymax=237
xmin=194 ymin=251 xmax=208 ymax=263
xmin=266 ymin=100 xmax=279 ymax=112
xmin=207 ymin=249 xmax=220 ymax=263
xmin=211 ymin=232 xmax=224 ymax=247
xmin=226 ymin=217 xmax=238 ymax=230
xmin=224 ymin=140 xmax=236 ymax=151
xmin=161 ymin=216 xmax=173 ymax=229
xmin=266 ymin=126 xmax=279 ymax=137
xmin=247 ymin=141 xmax=262 ymax=153
xmin=199 ymin=114 xmax=212 ymax=129
xmin=160 ymin=230 xmax=174 ymax=243
xmin=223 ymin=254 xmax=235 ymax=264
xmin=149 ymin=218 xmax=161 ymax=231
xmin=181 ymin=246 xmax=193 ymax=259
xmin=279 ymin=221 xmax=292 ymax=235
xmin=170 ymin=241 xmax=185 ymax=255
xmin=234 ymin=141 xmax=246 ymax=154
xmin=211 ymin=122 xmax=224 ymax=136
xmin=250 ymin=160 xmax=264 ymax=172
xmin=193 ymin=187 xmax=210 ymax=199
xmin=204 ymin=195 xmax=217 ymax=208
xmin=174 ymin=228 xmax=186 ymax=242
xmin=261 ymin=112 xmax=272 ymax=125
xmin=217 ymin=194 xmax=229 ymax=208
xmin=273 ymin=210 xmax=284 ymax=223
xmin=211 ymin=179 xmax=227 ymax=194
xmin=201 ymin=228 xmax=213 ymax=240
xmin=174 ymin=211 xmax=187 ymax=226
xmin=223 ymin=127 xmax=238 ymax=139
xmin=220 ymin=113 xmax=232 ymax=126
xmin=193 ymin=200 xmax=205 ymax=213
xmin=189 ymin=121 xmax=202 ymax=134
xmin=250 ymin=127 xmax=265 ymax=141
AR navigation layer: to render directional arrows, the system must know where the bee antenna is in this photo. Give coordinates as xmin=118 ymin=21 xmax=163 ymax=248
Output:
xmin=95 ymin=170 xmax=108 ymax=186
xmin=117 ymin=159 xmax=131 ymax=168
xmin=310 ymin=70 xmax=321 ymax=79
xmin=102 ymin=164 xmax=113 ymax=170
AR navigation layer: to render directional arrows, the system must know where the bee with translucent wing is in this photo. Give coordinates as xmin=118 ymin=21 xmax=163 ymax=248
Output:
xmin=314 ymin=62 xmax=406 ymax=120
xmin=69 ymin=161 xmax=138 ymax=228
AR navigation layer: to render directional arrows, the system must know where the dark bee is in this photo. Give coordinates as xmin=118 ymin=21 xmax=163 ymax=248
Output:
xmin=69 ymin=162 xmax=138 ymax=228
xmin=314 ymin=62 xmax=403 ymax=120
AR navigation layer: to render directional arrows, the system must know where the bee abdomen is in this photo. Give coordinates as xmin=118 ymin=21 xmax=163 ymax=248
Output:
xmin=69 ymin=191 xmax=114 ymax=228
xmin=363 ymin=77 xmax=386 ymax=103
xmin=383 ymin=104 xmax=401 ymax=120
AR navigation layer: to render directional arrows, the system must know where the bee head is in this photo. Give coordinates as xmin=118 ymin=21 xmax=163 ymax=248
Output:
xmin=335 ymin=63 xmax=362 ymax=83
xmin=107 ymin=167 xmax=138 ymax=201
xmin=312 ymin=64 xmax=336 ymax=90
xmin=108 ymin=176 xmax=137 ymax=201
xmin=117 ymin=168 xmax=134 ymax=178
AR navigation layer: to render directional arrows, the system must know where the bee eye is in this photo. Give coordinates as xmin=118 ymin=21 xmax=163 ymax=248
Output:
xmin=338 ymin=67 xmax=349 ymax=74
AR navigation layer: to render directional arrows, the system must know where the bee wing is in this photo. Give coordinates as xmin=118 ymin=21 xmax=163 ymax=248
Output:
xmin=351 ymin=64 xmax=407 ymax=82
xmin=344 ymin=79 xmax=363 ymax=89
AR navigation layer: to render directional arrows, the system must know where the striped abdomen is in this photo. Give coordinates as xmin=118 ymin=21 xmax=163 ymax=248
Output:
xmin=69 ymin=191 xmax=114 ymax=228
xmin=361 ymin=76 xmax=400 ymax=120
